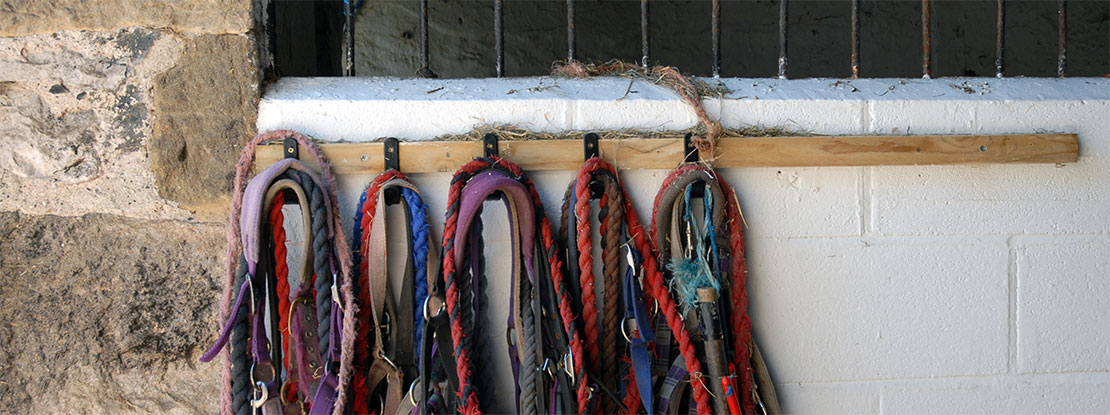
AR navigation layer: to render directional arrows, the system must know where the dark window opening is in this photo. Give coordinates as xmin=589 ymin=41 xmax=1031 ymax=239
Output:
xmin=268 ymin=0 xmax=1109 ymax=79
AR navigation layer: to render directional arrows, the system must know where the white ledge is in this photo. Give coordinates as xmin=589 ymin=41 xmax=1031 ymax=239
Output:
xmin=258 ymin=77 xmax=1110 ymax=142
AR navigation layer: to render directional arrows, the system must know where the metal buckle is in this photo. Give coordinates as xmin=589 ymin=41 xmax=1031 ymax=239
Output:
xmin=375 ymin=348 xmax=400 ymax=372
xmin=562 ymin=350 xmax=576 ymax=385
xmin=250 ymin=380 xmax=269 ymax=409
xmin=331 ymin=276 xmax=344 ymax=313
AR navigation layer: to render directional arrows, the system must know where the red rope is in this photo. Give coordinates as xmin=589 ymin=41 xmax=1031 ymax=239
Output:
xmin=269 ymin=192 xmax=292 ymax=372
xmin=442 ymin=159 xmax=487 ymax=414
xmin=573 ymin=172 xmax=602 ymax=383
xmin=717 ymin=174 xmax=755 ymax=415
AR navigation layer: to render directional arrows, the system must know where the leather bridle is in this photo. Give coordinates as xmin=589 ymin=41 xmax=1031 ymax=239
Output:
xmin=350 ymin=170 xmax=440 ymax=415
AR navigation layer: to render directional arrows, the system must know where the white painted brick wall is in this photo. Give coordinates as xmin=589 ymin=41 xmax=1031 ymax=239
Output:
xmin=261 ymin=77 xmax=1110 ymax=414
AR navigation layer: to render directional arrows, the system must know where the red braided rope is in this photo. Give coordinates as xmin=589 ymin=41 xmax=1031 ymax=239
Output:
xmin=716 ymin=174 xmax=755 ymax=415
xmin=269 ymin=192 xmax=292 ymax=372
xmin=573 ymin=173 xmax=602 ymax=384
xmin=441 ymin=159 xmax=487 ymax=414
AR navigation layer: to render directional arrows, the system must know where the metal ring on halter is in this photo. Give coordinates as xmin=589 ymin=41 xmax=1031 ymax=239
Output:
xmin=252 ymin=361 xmax=277 ymax=384
xmin=251 ymin=380 xmax=269 ymax=408
xmin=423 ymin=295 xmax=445 ymax=321
xmin=407 ymin=377 xmax=420 ymax=407
xmin=287 ymin=296 xmax=311 ymax=333
xmin=620 ymin=317 xmax=637 ymax=343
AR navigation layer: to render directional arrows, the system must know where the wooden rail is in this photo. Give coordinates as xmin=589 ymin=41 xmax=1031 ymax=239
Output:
xmin=255 ymin=134 xmax=1078 ymax=174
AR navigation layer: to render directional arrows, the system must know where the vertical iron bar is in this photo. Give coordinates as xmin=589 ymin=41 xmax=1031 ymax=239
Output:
xmin=1057 ymin=0 xmax=1067 ymax=77
xmin=850 ymin=0 xmax=860 ymax=78
xmin=778 ymin=0 xmax=788 ymax=79
xmin=712 ymin=0 xmax=721 ymax=77
xmin=418 ymin=0 xmax=437 ymax=77
xmin=995 ymin=0 xmax=1004 ymax=77
xmin=921 ymin=0 xmax=932 ymax=78
xmin=641 ymin=0 xmax=650 ymax=68
xmin=567 ymin=0 xmax=576 ymax=61
xmin=495 ymin=0 xmax=504 ymax=77
xmin=343 ymin=0 xmax=354 ymax=76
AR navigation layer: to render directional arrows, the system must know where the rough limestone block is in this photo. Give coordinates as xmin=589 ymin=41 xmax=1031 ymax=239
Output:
xmin=0 ymin=212 xmax=223 ymax=414
xmin=151 ymin=33 xmax=259 ymax=210
xmin=745 ymin=236 xmax=1009 ymax=383
xmin=0 ymin=28 xmax=208 ymax=220
xmin=0 ymin=1 xmax=253 ymax=37
xmin=1015 ymin=235 xmax=1110 ymax=374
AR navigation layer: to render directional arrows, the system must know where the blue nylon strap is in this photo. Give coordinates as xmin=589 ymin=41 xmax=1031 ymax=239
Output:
xmin=622 ymin=241 xmax=655 ymax=414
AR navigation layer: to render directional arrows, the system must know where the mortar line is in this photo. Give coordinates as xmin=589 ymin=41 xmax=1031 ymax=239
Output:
xmin=1007 ymin=235 xmax=1019 ymax=375
xmin=859 ymin=166 xmax=873 ymax=237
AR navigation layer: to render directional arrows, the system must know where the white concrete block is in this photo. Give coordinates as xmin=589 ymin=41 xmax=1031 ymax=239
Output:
xmin=774 ymin=381 xmax=879 ymax=415
xmin=718 ymin=98 xmax=868 ymax=135
xmin=746 ymin=237 xmax=1009 ymax=383
xmin=881 ymin=372 xmax=1110 ymax=414
xmin=1014 ymin=235 xmax=1110 ymax=374
xmin=718 ymin=167 xmax=862 ymax=239
xmin=871 ymin=157 xmax=1110 ymax=236
xmin=867 ymin=99 xmax=1110 ymax=157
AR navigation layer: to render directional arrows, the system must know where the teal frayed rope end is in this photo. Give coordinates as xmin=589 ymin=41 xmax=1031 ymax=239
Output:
xmin=667 ymin=258 xmax=720 ymax=314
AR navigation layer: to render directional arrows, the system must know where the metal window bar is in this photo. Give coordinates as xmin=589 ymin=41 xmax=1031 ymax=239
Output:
xmin=641 ymin=0 xmax=650 ymax=68
xmin=1058 ymin=0 xmax=1067 ymax=77
xmin=712 ymin=0 xmax=721 ymax=77
xmin=495 ymin=0 xmax=504 ymax=77
xmin=778 ymin=0 xmax=788 ymax=79
xmin=996 ymin=0 xmax=1005 ymax=77
xmin=567 ymin=0 xmax=576 ymax=62
xmin=343 ymin=0 xmax=354 ymax=76
xmin=922 ymin=0 xmax=932 ymax=78
xmin=418 ymin=0 xmax=437 ymax=78
xmin=850 ymin=0 xmax=860 ymax=78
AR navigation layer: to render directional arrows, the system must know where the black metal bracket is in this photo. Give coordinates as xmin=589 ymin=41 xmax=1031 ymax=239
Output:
xmin=283 ymin=137 xmax=299 ymax=159
xmin=683 ymin=133 xmax=705 ymax=197
xmin=483 ymin=133 xmax=501 ymax=201
xmin=683 ymin=132 xmax=698 ymax=164
xmin=584 ymin=133 xmax=604 ymax=198
xmin=584 ymin=132 xmax=599 ymax=160
xmin=483 ymin=133 xmax=499 ymax=158
xmin=383 ymin=137 xmax=401 ymax=205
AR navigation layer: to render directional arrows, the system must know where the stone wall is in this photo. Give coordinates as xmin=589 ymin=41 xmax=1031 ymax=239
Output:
xmin=0 ymin=1 xmax=259 ymax=413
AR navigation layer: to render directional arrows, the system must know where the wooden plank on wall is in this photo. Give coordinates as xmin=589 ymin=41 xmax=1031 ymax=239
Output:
xmin=254 ymin=134 xmax=1078 ymax=174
